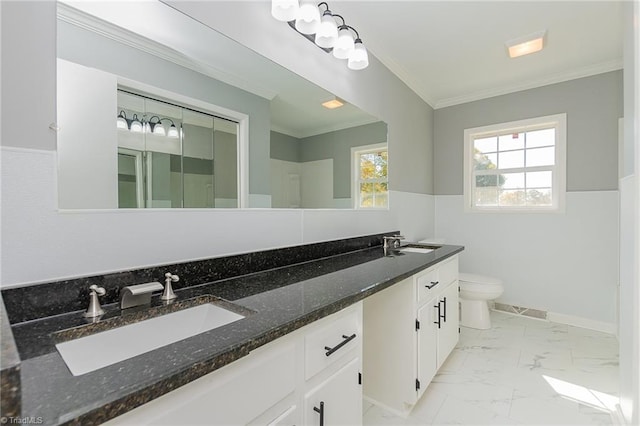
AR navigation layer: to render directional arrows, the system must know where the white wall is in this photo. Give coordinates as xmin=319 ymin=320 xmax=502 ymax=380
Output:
xmin=436 ymin=192 xmax=619 ymax=328
xmin=1 ymin=147 xmax=434 ymax=285
xmin=618 ymin=0 xmax=640 ymax=423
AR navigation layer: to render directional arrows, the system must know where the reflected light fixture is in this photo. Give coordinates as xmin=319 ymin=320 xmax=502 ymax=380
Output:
xmin=129 ymin=114 xmax=143 ymax=133
xmin=116 ymin=111 xmax=128 ymax=129
xmin=322 ymin=97 xmax=344 ymax=109
xmin=506 ymin=30 xmax=546 ymax=58
xmin=271 ymin=0 xmax=369 ymax=70
xmin=116 ymin=112 xmax=179 ymax=138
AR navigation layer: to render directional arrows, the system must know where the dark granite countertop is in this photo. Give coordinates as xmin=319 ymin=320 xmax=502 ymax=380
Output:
xmin=2 ymin=240 xmax=463 ymax=425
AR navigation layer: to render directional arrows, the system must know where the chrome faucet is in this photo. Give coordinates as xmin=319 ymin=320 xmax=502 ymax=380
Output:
xmin=120 ymin=281 xmax=164 ymax=310
xmin=160 ymin=273 xmax=179 ymax=301
xmin=84 ymin=285 xmax=106 ymax=318
xmin=383 ymin=234 xmax=405 ymax=250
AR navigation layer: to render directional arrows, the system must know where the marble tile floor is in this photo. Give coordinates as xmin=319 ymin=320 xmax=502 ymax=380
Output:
xmin=363 ymin=310 xmax=620 ymax=425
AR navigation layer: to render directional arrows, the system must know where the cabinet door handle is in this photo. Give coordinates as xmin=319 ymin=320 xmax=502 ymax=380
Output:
xmin=440 ymin=297 xmax=447 ymax=322
xmin=324 ymin=333 xmax=357 ymax=357
xmin=425 ymin=280 xmax=439 ymax=289
xmin=313 ymin=401 xmax=325 ymax=426
xmin=433 ymin=303 xmax=441 ymax=329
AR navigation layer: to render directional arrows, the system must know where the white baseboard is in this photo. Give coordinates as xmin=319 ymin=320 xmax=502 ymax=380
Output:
xmin=547 ymin=311 xmax=617 ymax=335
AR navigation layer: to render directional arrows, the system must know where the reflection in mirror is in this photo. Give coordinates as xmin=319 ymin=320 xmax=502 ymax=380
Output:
xmin=115 ymin=89 xmax=238 ymax=208
xmin=56 ymin=1 xmax=388 ymax=210
xmin=270 ymin=121 xmax=388 ymax=209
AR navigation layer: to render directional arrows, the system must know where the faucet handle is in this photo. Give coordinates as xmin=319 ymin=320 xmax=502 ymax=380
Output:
xmin=84 ymin=285 xmax=106 ymax=318
xmin=90 ymin=284 xmax=106 ymax=296
xmin=165 ymin=273 xmax=179 ymax=283
xmin=161 ymin=273 xmax=179 ymax=301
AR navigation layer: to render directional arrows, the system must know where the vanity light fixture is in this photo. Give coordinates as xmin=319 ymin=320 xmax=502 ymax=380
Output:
xmin=506 ymin=30 xmax=546 ymax=58
xmin=271 ymin=0 xmax=299 ymax=22
xmin=271 ymin=0 xmax=369 ymax=70
xmin=295 ymin=0 xmax=321 ymax=34
xmin=315 ymin=8 xmax=338 ymax=48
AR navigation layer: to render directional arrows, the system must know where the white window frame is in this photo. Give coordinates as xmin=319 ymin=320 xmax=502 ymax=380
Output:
xmin=463 ymin=113 xmax=567 ymax=213
xmin=351 ymin=143 xmax=389 ymax=209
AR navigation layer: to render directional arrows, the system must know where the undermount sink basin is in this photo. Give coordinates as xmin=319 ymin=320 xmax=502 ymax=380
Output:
xmin=399 ymin=246 xmax=434 ymax=254
xmin=56 ymin=303 xmax=245 ymax=376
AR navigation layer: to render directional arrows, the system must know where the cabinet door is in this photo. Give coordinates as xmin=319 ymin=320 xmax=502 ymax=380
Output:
xmin=436 ymin=282 xmax=460 ymax=368
xmin=416 ymin=299 xmax=438 ymax=399
xmin=304 ymin=358 xmax=362 ymax=426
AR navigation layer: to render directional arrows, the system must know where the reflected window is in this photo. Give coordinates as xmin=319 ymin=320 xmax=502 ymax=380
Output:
xmin=116 ymin=89 xmax=239 ymax=208
xmin=353 ymin=144 xmax=388 ymax=209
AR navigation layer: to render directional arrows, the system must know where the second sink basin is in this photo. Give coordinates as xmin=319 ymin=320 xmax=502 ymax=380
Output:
xmin=399 ymin=247 xmax=434 ymax=254
xmin=56 ymin=303 xmax=245 ymax=376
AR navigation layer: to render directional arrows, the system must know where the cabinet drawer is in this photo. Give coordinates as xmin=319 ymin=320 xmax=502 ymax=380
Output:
xmin=416 ymin=268 xmax=440 ymax=304
xmin=439 ymin=256 xmax=458 ymax=287
xmin=305 ymin=309 xmax=360 ymax=380
xmin=416 ymin=256 xmax=458 ymax=304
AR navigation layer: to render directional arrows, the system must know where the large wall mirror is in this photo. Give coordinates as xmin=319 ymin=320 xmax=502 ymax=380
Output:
xmin=56 ymin=1 xmax=388 ymax=210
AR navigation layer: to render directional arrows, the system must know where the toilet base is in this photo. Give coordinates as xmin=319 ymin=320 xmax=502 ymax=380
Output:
xmin=460 ymin=299 xmax=492 ymax=329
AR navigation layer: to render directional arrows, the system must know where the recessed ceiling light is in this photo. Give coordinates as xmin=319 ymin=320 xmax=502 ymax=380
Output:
xmin=322 ymin=98 xmax=345 ymax=109
xmin=506 ymin=30 xmax=546 ymax=58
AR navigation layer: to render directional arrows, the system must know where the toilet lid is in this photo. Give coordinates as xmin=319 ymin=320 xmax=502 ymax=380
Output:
xmin=459 ymin=273 xmax=502 ymax=286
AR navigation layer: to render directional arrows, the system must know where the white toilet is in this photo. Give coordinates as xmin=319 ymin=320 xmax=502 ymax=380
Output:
xmin=458 ymin=273 xmax=504 ymax=330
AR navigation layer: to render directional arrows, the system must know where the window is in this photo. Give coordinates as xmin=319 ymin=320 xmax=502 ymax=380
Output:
xmin=464 ymin=114 xmax=566 ymax=212
xmin=352 ymin=144 xmax=388 ymax=209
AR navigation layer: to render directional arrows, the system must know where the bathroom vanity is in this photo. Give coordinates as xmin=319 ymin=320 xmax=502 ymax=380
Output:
xmin=0 ymin=233 xmax=463 ymax=425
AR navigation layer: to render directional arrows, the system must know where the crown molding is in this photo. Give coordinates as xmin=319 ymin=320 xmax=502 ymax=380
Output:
xmin=368 ymin=41 xmax=622 ymax=111
xmin=272 ymin=116 xmax=379 ymax=140
xmin=365 ymin=45 xmax=437 ymax=109
xmin=433 ymin=59 xmax=623 ymax=109
xmin=56 ymin=2 xmax=278 ymax=101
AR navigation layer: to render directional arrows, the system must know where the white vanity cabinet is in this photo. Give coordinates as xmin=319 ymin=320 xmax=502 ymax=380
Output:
xmin=303 ymin=358 xmax=362 ymax=426
xmin=363 ymin=255 xmax=459 ymax=416
xmin=104 ymin=303 xmax=362 ymax=426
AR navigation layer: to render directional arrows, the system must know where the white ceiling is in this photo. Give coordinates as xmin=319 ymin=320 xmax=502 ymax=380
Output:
xmin=333 ymin=1 xmax=624 ymax=108
xmin=62 ymin=1 xmax=624 ymax=137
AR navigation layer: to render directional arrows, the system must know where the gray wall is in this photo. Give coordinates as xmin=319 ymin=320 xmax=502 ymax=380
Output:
xmin=57 ymin=20 xmax=272 ymax=197
xmin=434 ymin=71 xmax=623 ymax=195
xmin=271 ymin=122 xmax=388 ymax=199
xmin=1 ymin=1 xmax=56 ymax=151
xmin=300 ymin=122 xmax=388 ymax=199
xmin=270 ymin=131 xmax=301 ymax=163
